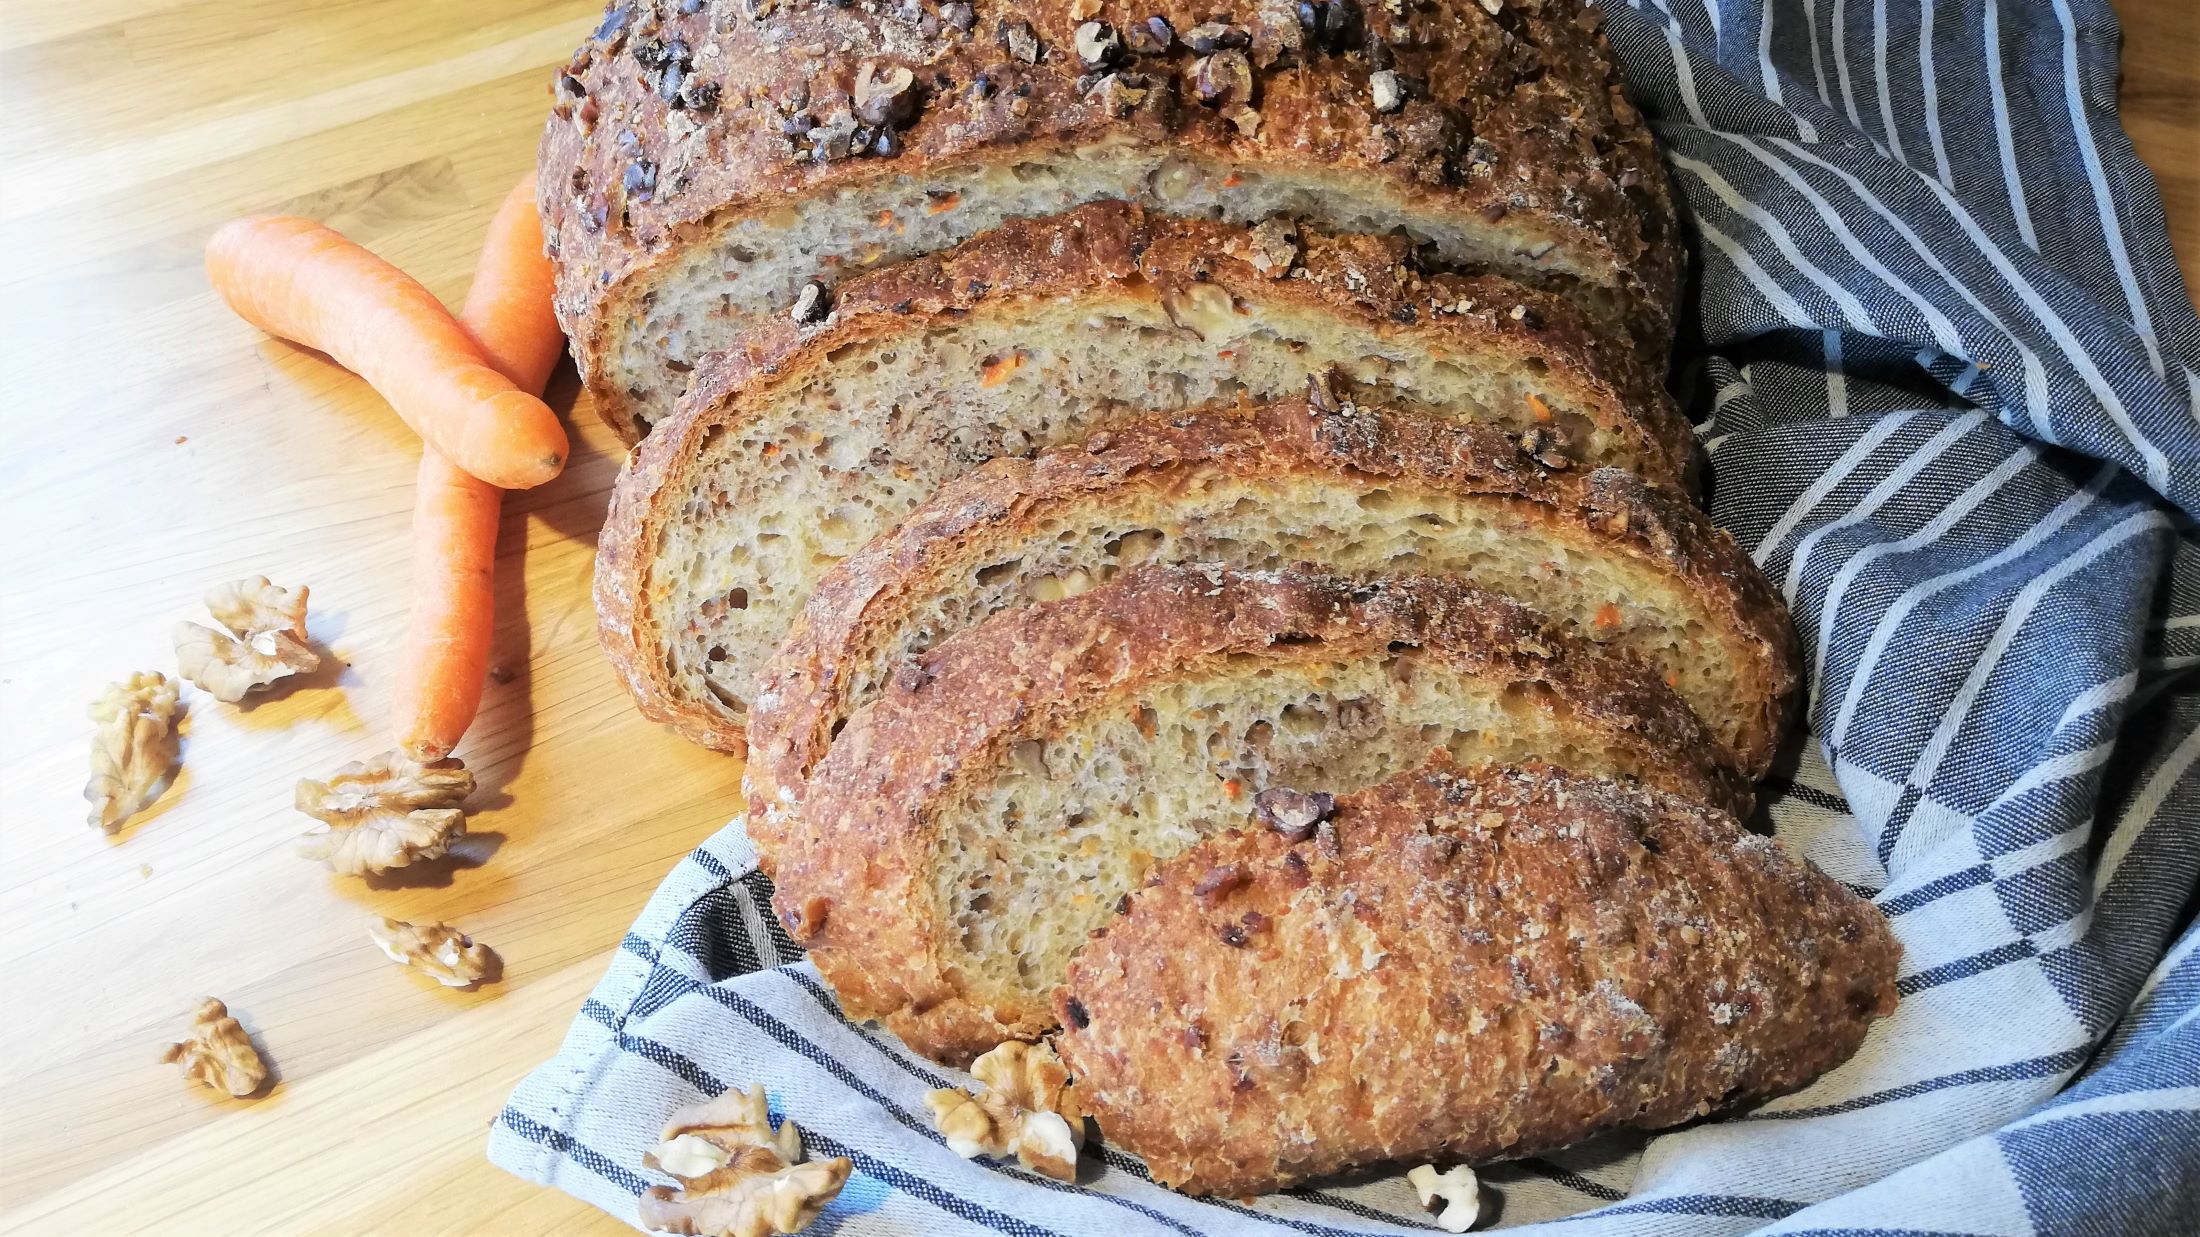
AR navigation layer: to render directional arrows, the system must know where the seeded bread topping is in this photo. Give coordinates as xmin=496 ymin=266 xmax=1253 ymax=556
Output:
xmin=539 ymin=0 xmax=1680 ymax=436
xmin=1056 ymin=755 xmax=1901 ymax=1196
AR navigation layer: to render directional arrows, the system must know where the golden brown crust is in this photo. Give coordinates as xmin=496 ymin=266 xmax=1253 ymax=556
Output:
xmin=540 ymin=0 xmax=1681 ymax=437
xmin=745 ymin=384 xmax=1797 ymax=837
xmin=770 ymin=565 xmax=1754 ymax=1064
xmin=1053 ymin=756 xmax=1901 ymax=1196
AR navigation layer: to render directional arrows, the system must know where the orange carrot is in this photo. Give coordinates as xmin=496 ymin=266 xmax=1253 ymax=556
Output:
xmin=392 ymin=175 xmax=565 ymax=761
xmin=205 ymin=213 xmax=568 ymax=489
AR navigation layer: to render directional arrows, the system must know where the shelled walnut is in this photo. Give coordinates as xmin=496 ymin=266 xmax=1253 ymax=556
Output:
xmin=295 ymin=751 xmax=473 ymax=876
xmin=172 ymin=576 xmax=321 ymax=702
xmin=1408 ymin=1163 xmax=1482 ymax=1233
xmin=639 ymin=1087 xmax=851 ymax=1237
xmin=84 ymin=671 xmax=182 ymax=832
xmin=368 ymin=917 xmax=500 ymax=987
xmin=923 ymin=1039 xmax=1084 ymax=1181
xmin=159 ymin=998 xmax=268 ymax=1098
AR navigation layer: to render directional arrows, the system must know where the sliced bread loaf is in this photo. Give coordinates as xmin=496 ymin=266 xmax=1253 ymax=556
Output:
xmin=1055 ymin=755 xmax=1900 ymax=1196
xmin=541 ymin=0 xmax=1680 ymax=438
xmin=768 ymin=565 xmax=1752 ymax=1064
xmin=745 ymin=380 xmax=1797 ymax=836
xmin=598 ymin=203 xmax=1696 ymax=747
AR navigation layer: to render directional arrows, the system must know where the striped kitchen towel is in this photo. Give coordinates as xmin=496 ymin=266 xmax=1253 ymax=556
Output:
xmin=491 ymin=0 xmax=2200 ymax=1231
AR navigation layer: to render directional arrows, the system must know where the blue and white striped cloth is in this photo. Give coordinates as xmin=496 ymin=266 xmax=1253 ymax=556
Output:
xmin=491 ymin=0 xmax=2200 ymax=1230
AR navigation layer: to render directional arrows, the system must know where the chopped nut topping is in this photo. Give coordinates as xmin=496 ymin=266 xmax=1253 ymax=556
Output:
xmin=1183 ymin=20 xmax=1247 ymax=54
xmin=1225 ymin=104 xmax=1262 ymax=137
xmin=923 ymin=1040 xmax=1084 ymax=1181
xmin=790 ymin=281 xmax=830 ymax=324
xmin=1193 ymin=862 xmax=1252 ymax=903
xmin=1069 ymin=0 xmax=1102 ymax=16
xmin=1089 ymin=72 xmax=1150 ymax=116
xmin=1518 ymin=425 xmax=1572 ymax=469
xmin=1408 ymin=1163 xmax=1482 ymax=1233
xmin=851 ymin=62 xmax=917 ymax=127
xmin=295 ymin=751 xmax=474 ymax=876
xmin=160 ymin=997 xmax=268 ymax=1098
xmin=368 ymin=917 xmax=500 ymax=988
xmin=1313 ymin=0 xmax=1363 ymax=52
xmin=1230 ymin=218 xmax=1299 ymax=276
xmin=84 ymin=671 xmax=181 ymax=833
xmin=172 ymin=576 xmax=321 ymax=703
xmin=1369 ymin=68 xmax=1405 ymax=113
xmin=941 ymin=0 xmax=974 ymax=31
xmin=1127 ymin=15 xmax=1173 ymax=53
xmin=1190 ymin=49 xmax=1253 ymax=106
xmin=1253 ymin=786 xmax=1335 ymax=841
xmin=1073 ymin=20 xmax=1121 ymax=69
xmin=1476 ymin=0 xmax=1502 ymax=13
xmin=998 ymin=17 xmax=1040 ymax=63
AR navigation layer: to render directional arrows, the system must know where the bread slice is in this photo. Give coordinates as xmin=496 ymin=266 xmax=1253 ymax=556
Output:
xmin=767 ymin=565 xmax=1752 ymax=1064
xmin=1055 ymin=755 xmax=1900 ymax=1196
xmin=746 ymin=380 xmax=1798 ymax=837
xmin=598 ymin=203 xmax=1696 ymax=748
xmin=539 ymin=0 xmax=1680 ymax=438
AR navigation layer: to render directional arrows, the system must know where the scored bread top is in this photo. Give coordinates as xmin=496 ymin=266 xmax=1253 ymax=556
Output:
xmin=1054 ymin=755 xmax=1901 ymax=1196
xmin=540 ymin=0 xmax=1679 ymax=435
xmin=675 ymin=201 xmax=1693 ymax=480
xmin=744 ymin=378 xmax=1798 ymax=840
xmin=771 ymin=564 xmax=1754 ymax=1064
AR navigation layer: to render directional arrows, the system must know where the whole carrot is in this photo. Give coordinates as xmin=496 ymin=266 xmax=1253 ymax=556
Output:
xmin=392 ymin=175 xmax=566 ymax=762
xmin=206 ymin=214 xmax=568 ymax=489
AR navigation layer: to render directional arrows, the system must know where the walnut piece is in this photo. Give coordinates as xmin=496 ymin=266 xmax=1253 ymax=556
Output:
xmin=640 ymin=1147 xmax=851 ymax=1237
xmin=923 ymin=1040 xmax=1085 ymax=1181
xmin=640 ymin=1087 xmax=851 ymax=1237
xmin=85 ymin=671 xmax=182 ymax=832
xmin=368 ymin=917 xmax=500 ymax=987
xmin=159 ymin=997 xmax=268 ymax=1097
xmin=295 ymin=751 xmax=473 ymax=875
xmin=1408 ymin=1163 xmax=1482 ymax=1233
xmin=172 ymin=577 xmax=321 ymax=703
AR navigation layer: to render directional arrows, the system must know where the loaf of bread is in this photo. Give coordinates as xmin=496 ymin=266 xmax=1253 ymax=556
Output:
xmin=1054 ymin=755 xmax=1901 ymax=1196
xmin=745 ymin=379 xmax=1797 ymax=839
xmin=598 ymin=202 xmax=1696 ymax=747
xmin=767 ymin=565 xmax=1751 ymax=1064
xmin=539 ymin=0 xmax=1680 ymax=438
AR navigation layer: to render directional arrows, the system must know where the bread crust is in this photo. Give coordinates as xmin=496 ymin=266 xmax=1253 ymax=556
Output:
xmin=540 ymin=0 xmax=1680 ymax=437
xmin=595 ymin=203 xmax=1700 ymax=747
xmin=1053 ymin=756 xmax=1900 ymax=1196
xmin=745 ymin=383 xmax=1797 ymax=835
xmin=771 ymin=565 xmax=1754 ymax=1064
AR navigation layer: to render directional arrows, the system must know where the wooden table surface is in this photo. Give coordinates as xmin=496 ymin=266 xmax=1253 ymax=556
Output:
xmin=0 ymin=2 xmax=2191 ymax=1233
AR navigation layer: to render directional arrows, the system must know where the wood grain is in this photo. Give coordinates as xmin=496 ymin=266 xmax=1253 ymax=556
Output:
xmin=0 ymin=2 xmax=2191 ymax=1234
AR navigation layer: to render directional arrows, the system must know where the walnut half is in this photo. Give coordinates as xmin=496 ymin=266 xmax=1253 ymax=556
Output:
xmin=368 ymin=917 xmax=500 ymax=987
xmin=172 ymin=576 xmax=321 ymax=702
xmin=159 ymin=997 xmax=268 ymax=1098
xmin=639 ymin=1087 xmax=851 ymax=1237
xmin=296 ymin=751 xmax=473 ymax=876
xmin=923 ymin=1039 xmax=1085 ymax=1181
xmin=85 ymin=671 xmax=182 ymax=832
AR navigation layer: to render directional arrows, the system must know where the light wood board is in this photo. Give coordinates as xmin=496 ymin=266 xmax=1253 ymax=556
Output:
xmin=0 ymin=1 xmax=2191 ymax=1232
